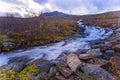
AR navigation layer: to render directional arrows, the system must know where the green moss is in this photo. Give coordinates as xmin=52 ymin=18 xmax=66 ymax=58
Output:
xmin=0 ymin=63 xmax=41 ymax=80
xmin=0 ymin=38 xmax=3 ymax=44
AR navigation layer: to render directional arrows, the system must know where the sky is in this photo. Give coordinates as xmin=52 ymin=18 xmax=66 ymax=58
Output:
xmin=0 ymin=0 xmax=120 ymax=17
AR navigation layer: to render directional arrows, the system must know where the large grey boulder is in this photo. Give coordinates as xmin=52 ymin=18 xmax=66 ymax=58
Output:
xmin=80 ymin=63 xmax=116 ymax=80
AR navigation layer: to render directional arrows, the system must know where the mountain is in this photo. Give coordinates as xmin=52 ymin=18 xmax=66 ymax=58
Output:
xmin=43 ymin=11 xmax=70 ymax=17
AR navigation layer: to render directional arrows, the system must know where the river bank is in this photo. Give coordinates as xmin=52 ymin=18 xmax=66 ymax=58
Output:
xmin=0 ymin=23 xmax=120 ymax=80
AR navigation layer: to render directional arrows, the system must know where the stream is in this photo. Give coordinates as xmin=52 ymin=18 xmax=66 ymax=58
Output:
xmin=0 ymin=21 xmax=113 ymax=66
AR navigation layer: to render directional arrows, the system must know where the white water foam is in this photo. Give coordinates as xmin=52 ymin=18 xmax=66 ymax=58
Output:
xmin=0 ymin=21 xmax=113 ymax=66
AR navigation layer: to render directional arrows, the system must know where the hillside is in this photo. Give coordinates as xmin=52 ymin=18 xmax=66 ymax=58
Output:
xmin=81 ymin=11 xmax=120 ymax=29
xmin=0 ymin=13 xmax=80 ymax=51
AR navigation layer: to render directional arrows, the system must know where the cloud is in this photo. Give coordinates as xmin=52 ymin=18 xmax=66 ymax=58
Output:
xmin=0 ymin=0 xmax=45 ymax=17
xmin=0 ymin=0 xmax=120 ymax=17
xmin=46 ymin=0 xmax=120 ymax=15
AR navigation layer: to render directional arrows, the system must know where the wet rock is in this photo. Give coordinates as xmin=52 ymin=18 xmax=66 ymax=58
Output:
xmin=8 ymin=55 xmax=31 ymax=64
xmin=110 ymin=56 xmax=120 ymax=74
xmin=1 ymin=42 xmax=16 ymax=52
xmin=33 ymin=58 xmax=51 ymax=72
xmin=80 ymin=63 xmax=116 ymax=80
xmin=4 ymin=56 xmax=30 ymax=72
xmin=79 ymin=49 xmax=103 ymax=60
xmin=67 ymin=53 xmax=82 ymax=72
xmin=105 ymin=50 xmax=115 ymax=57
xmin=112 ymin=44 xmax=120 ymax=52
xmin=5 ymin=62 xmax=25 ymax=72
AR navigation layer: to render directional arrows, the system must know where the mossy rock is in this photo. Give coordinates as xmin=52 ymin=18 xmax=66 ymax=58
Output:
xmin=0 ymin=63 xmax=41 ymax=80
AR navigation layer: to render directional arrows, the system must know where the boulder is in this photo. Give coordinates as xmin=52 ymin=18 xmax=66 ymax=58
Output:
xmin=80 ymin=63 xmax=116 ymax=80
xmin=36 ymin=72 xmax=48 ymax=80
xmin=79 ymin=49 xmax=103 ymax=60
xmin=57 ymin=61 xmax=73 ymax=78
xmin=110 ymin=56 xmax=120 ymax=75
xmin=49 ymin=66 xmax=58 ymax=77
xmin=59 ymin=67 xmax=73 ymax=78
xmin=66 ymin=53 xmax=82 ymax=72
xmin=112 ymin=44 xmax=120 ymax=52
xmin=5 ymin=62 xmax=25 ymax=72
xmin=87 ymin=58 xmax=109 ymax=67
xmin=4 ymin=56 xmax=31 ymax=72
xmin=105 ymin=50 xmax=115 ymax=57
xmin=1 ymin=42 xmax=16 ymax=52
xmin=33 ymin=58 xmax=51 ymax=72
xmin=8 ymin=55 xmax=31 ymax=64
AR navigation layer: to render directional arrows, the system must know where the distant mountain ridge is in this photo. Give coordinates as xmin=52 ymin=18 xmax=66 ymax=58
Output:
xmin=43 ymin=11 xmax=70 ymax=17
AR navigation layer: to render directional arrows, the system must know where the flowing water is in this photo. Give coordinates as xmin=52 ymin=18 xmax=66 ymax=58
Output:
xmin=0 ymin=21 xmax=113 ymax=66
